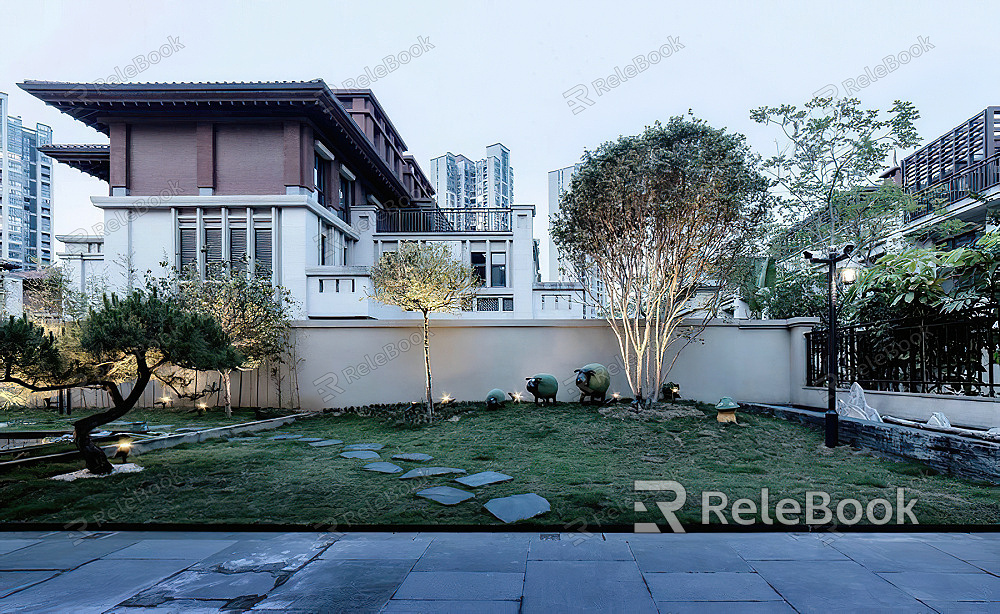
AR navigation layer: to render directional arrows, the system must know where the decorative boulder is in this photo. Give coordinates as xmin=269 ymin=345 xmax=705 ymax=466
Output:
xmin=574 ymin=363 xmax=610 ymax=405
xmin=485 ymin=388 xmax=507 ymax=410
xmin=525 ymin=374 xmax=558 ymax=406
xmin=927 ymin=412 xmax=951 ymax=428
xmin=836 ymin=383 xmax=882 ymax=422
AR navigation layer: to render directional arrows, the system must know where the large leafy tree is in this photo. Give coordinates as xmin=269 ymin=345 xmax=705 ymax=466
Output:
xmin=751 ymin=96 xmax=921 ymax=263
xmin=168 ymin=262 xmax=294 ymax=416
xmin=0 ymin=290 xmax=240 ymax=474
xmin=369 ymin=242 xmax=478 ymax=419
xmin=551 ymin=115 xmax=770 ymax=408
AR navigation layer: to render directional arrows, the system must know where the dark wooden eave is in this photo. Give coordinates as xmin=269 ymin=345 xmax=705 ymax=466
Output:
xmin=38 ymin=144 xmax=109 ymax=181
xmin=18 ymin=79 xmax=414 ymax=204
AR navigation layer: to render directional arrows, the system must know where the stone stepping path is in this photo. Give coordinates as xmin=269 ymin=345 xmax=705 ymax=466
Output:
xmin=341 ymin=450 xmax=380 ymax=460
xmin=308 ymin=439 xmax=344 ymax=447
xmin=398 ymin=467 xmax=467 ymax=480
xmin=484 ymin=493 xmax=550 ymax=523
xmin=297 ymin=438 xmax=325 ymax=443
xmin=416 ymin=486 xmax=475 ymax=506
xmin=363 ymin=462 xmax=403 ymax=474
xmin=269 ymin=434 xmax=302 ymax=440
xmin=343 ymin=443 xmax=384 ymax=451
xmin=392 ymin=453 xmax=433 ymax=462
xmin=455 ymin=471 xmax=513 ymax=488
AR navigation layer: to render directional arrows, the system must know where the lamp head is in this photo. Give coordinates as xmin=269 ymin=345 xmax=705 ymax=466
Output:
xmin=843 ymin=244 xmax=856 ymax=257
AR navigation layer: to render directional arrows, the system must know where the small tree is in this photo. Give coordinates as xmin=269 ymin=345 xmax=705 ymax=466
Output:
xmin=369 ymin=242 xmax=477 ymax=419
xmin=750 ymin=96 xmax=921 ymax=262
xmin=552 ymin=115 xmax=770 ymax=408
xmin=169 ymin=262 xmax=294 ymax=416
xmin=0 ymin=289 xmax=240 ymax=474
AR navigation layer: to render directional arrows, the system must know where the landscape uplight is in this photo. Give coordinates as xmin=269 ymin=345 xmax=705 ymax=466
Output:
xmin=114 ymin=439 xmax=132 ymax=464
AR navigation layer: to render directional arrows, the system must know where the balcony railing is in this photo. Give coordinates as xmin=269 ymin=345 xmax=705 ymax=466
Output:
xmin=905 ymin=153 xmax=1000 ymax=223
xmin=376 ymin=208 xmax=511 ymax=233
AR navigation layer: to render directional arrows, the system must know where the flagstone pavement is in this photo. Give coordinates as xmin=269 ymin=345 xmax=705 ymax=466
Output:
xmin=1 ymin=530 xmax=1000 ymax=612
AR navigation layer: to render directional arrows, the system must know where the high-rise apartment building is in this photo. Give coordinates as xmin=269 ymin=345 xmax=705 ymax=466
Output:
xmin=0 ymin=92 xmax=53 ymax=268
xmin=430 ymin=143 xmax=513 ymax=231
xmin=544 ymin=163 xmax=581 ymax=282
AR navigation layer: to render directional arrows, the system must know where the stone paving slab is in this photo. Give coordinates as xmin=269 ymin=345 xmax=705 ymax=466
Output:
xmin=416 ymin=486 xmax=475 ymax=506
xmin=455 ymin=471 xmax=513 ymax=488
xmin=340 ymin=450 xmax=380 ymax=459
xmin=308 ymin=439 xmax=343 ymax=447
xmin=343 ymin=443 xmax=384 ymax=451
xmin=363 ymin=462 xmax=403 ymax=474
xmin=484 ymin=493 xmax=550 ymax=523
xmin=0 ymin=558 xmax=197 ymax=614
xmin=104 ymin=539 xmax=236 ymax=560
xmin=398 ymin=467 xmax=466 ymax=479
xmin=392 ymin=452 xmax=433 ymax=462
xmin=2 ymin=532 xmax=1000 ymax=612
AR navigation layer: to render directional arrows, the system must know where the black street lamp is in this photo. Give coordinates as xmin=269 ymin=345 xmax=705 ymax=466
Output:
xmin=804 ymin=244 xmax=854 ymax=448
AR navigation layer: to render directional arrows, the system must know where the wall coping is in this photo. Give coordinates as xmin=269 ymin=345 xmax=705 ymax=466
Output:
xmin=802 ymin=386 xmax=1000 ymax=405
xmin=291 ymin=317 xmax=819 ymax=329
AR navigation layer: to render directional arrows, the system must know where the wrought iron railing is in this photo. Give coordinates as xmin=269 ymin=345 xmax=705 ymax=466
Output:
xmin=375 ymin=207 xmax=511 ymax=233
xmin=905 ymin=153 xmax=1000 ymax=223
xmin=805 ymin=305 xmax=1000 ymax=397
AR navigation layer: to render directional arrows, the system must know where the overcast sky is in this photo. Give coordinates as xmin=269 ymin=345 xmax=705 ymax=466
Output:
xmin=2 ymin=0 xmax=997 ymax=258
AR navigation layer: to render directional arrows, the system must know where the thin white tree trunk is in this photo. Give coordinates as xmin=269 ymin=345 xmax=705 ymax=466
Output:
xmin=422 ymin=312 xmax=433 ymax=420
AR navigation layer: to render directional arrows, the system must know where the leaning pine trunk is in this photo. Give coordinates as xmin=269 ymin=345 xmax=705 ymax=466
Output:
xmin=221 ymin=369 xmax=232 ymax=417
xmin=422 ymin=311 xmax=433 ymax=421
xmin=73 ymin=372 xmax=150 ymax=474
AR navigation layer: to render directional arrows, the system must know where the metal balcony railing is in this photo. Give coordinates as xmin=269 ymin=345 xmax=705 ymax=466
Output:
xmin=375 ymin=208 xmax=511 ymax=233
xmin=905 ymin=153 xmax=1000 ymax=223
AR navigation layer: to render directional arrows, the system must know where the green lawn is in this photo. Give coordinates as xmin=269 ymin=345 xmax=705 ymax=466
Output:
xmin=1 ymin=401 xmax=997 ymax=528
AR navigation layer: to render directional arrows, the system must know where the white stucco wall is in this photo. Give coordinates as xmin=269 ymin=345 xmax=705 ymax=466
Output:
xmin=297 ymin=318 xmax=807 ymax=409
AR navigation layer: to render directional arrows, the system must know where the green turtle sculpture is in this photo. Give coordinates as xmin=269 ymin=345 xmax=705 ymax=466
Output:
xmin=525 ymin=374 xmax=558 ymax=406
xmin=574 ymin=363 xmax=610 ymax=405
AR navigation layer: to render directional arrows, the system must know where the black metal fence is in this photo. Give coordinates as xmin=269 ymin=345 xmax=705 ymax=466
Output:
xmin=376 ymin=208 xmax=511 ymax=233
xmin=805 ymin=305 xmax=1000 ymax=397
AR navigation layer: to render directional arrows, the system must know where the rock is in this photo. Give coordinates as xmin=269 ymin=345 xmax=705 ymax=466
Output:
xmin=398 ymin=467 xmax=467 ymax=479
xmin=342 ymin=443 xmax=384 ymax=451
xmin=392 ymin=453 xmax=433 ymax=462
xmin=340 ymin=451 xmax=380 ymax=460
xmin=298 ymin=438 xmax=325 ymax=443
xmin=363 ymin=462 xmax=403 ymax=474
xmin=269 ymin=434 xmax=303 ymax=440
xmin=51 ymin=463 xmax=145 ymax=482
xmin=927 ymin=412 xmax=951 ymax=428
xmin=416 ymin=486 xmax=475 ymax=506
xmin=989 ymin=427 xmax=1000 ymax=436
xmin=455 ymin=471 xmax=513 ymax=488
xmin=447 ymin=416 xmax=460 ymax=422
xmin=484 ymin=493 xmax=550 ymax=523
xmin=309 ymin=439 xmax=344 ymax=447
xmin=836 ymin=383 xmax=883 ymax=422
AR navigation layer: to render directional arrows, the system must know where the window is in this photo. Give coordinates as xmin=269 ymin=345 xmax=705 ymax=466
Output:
xmin=471 ymin=252 xmax=486 ymax=286
xmin=314 ymin=155 xmax=329 ymax=206
xmin=490 ymin=252 xmax=506 ymax=287
xmin=230 ymin=227 xmax=247 ymax=273
xmin=339 ymin=174 xmax=353 ymax=212
xmin=477 ymin=297 xmax=499 ymax=312
xmin=254 ymin=229 xmax=272 ymax=278
xmin=502 ymin=297 xmax=514 ymax=312
xmin=204 ymin=228 xmax=223 ymax=265
xmin=179 ymin=228 xmax=197 ymax=269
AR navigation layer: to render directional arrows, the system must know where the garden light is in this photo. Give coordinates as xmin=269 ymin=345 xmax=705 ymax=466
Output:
xmin=716 ymin=397 xmax=739 ymax=423
xmin=512 ymin=391 xmax=523 ymax=403
xmin=114 ymin=439 xmax=132 ymax=464
xmin=440 ymin=393 xmax=453 ymax=404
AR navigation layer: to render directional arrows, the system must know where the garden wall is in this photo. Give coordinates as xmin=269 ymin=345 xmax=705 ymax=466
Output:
xmin=291 ymin=317 xmax=815 ymax=409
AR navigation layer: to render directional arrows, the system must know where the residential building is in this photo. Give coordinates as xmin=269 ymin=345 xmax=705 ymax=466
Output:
xmin=0 ymin=92 xmax=54 ymax=269
xmin=883 ymin=106 xmax=1000 ymax=247
xmin=544 ymin=163 xmax=581 ymax=282
xmin=22 ymin=80 xmax=581 ymax=320
xmin=429 ymin=143 xmax=514 ymax=232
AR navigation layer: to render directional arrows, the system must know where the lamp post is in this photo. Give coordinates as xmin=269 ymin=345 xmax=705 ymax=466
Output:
xmin=804 ymin=244 xmax=854 ymax=448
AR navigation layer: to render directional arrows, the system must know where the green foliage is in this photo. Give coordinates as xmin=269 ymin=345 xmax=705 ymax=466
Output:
xmin=369 ymin=242 xmax=478 ymax=315
xmin=751 ymin=96 xmax=920 ymax=261
xmin=79 ymin=290 xmax=241 ymax=374
xmin=551 ymin=114 xmax=770 ymax=405
xmin=756 ymin=265 xmax=829 ymax=321
xmin=0 ymin=315 xmax=63 ymax=386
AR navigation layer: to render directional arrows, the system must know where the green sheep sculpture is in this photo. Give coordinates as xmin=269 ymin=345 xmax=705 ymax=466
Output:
xmin=525 ymin=374 xmax=558 ymax=406
xmin=575 ymin=363 xmax=610 ymax=405
xmin=485 ymin=388 xmax=507 ymax=410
